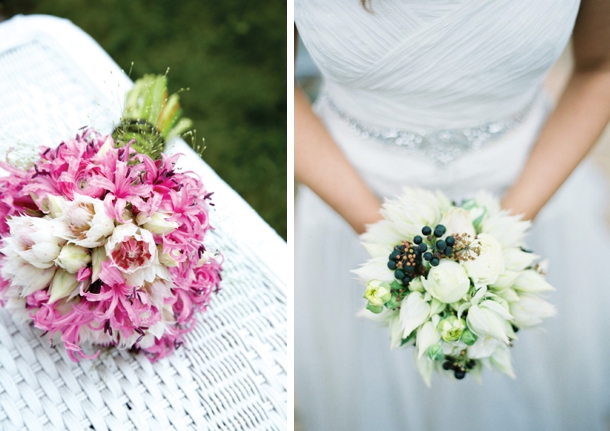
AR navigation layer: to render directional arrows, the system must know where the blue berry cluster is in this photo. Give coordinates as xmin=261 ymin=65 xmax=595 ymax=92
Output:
xmin=442 ymin=356 xmax=477 ymax=380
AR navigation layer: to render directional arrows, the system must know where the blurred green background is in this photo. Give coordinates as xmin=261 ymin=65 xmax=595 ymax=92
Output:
xmin=0 ymin=0 xmax=287 ymax=239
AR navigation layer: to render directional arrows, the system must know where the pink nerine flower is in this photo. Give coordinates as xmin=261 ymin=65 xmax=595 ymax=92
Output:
xmin=105 ymin=223 xmax=170 ymax=287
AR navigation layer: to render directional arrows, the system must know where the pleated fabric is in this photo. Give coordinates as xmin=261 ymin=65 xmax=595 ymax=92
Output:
xmin=296 ymin=1 xmax=610 ymax=430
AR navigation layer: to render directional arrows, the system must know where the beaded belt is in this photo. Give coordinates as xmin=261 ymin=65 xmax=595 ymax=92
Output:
xmin=322 ymin=92 xmax=538 ymax=166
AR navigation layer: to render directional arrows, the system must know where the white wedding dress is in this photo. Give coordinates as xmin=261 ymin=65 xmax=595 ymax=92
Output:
xmin=295 ymin=1 xmax=610 ymax=430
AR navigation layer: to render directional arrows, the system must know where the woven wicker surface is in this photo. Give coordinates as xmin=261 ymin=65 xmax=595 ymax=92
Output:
xmin=0 ymin=15 xmax=287 ymax=431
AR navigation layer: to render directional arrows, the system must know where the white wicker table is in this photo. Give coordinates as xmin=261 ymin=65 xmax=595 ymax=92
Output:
xmin=0 ymin=14 xmax=287 ymax=431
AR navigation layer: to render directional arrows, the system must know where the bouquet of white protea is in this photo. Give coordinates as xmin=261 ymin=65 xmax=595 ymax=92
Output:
xmin=354 ymin=188 xmax=555 ymax=385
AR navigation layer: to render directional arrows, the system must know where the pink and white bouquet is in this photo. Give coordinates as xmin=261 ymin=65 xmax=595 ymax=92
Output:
xmin=0 ymin=75 xmax=222 ymax=361
xmin=355 ymin=188 xmax=555 ymax=385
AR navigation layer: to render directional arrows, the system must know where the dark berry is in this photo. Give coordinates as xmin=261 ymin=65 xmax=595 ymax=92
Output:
xmin=454 ymin=369 xmax=466 ymax=380
xmin=413 ymin=235 xmax=422 ymax=245
xmin=423 ymin=252 xmax=432 ymax=261
xmin=436 ymin=240 xmax=446 ymax=251
xmin=444 ymin=247 xmax=453 ymax=257
xmin=430 ymin=257 xmax=440 ymax=267
xmin=442 ymin=361 xmax=453 ymax=371
xmin=387 ymin=261 xmax=397 ymax=270
xmin=436 ymin=224 xmax=446 ymax=234
xmin=394 ymin=269 xmax=405 ymax=280
xmin=404 ymin=265 xmax=414 ymax=273
xmin=446 ymin=236 xmax=455 ymax=247
xmin=418 ymin=243 xmax=428 ymax=253
xmin=402 ymin=276 xmax=411 ymax=285
xmin=467 ymin=360 xmax=476 ymax=369
xmin=422 ymin=226 xmax=432 ymax=236
xmin=434 ymin=228 xmax=444 ymax=238
xmin=390 ymin=251 xmax=400 ymax=260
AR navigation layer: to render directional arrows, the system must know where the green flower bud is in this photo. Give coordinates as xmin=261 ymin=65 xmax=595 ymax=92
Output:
xmin=366 ymin=302 xmax=384 ymax=314
xmin=427 ymin=343 xmax=444 ymax=361
xmin=364 ymin=280 xmax=392 ymax=307
xmin=385 ymin=295 xmax=400 ymax=310
xmin=437 ymin=315 xmax=465 ymax=342
xmin=461 ymin=328 xmax=478 ymax=346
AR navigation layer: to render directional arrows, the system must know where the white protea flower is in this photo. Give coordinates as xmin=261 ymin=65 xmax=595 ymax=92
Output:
xmin=399 ymin=292 xmax=430 ymax=339
xmin=467 ymin=300 xmax=513 ymax=344
xmin=510 ymin=294 xmax=556 ymax=328
xmin=1 ymin=258 xmax=56 ymax=296
xmin=105 ymin=223 xmax=170 ymax=287
xmin=440 ymin=207 xmax=476 ymax=238
xmin=53 ymin=193 xmax=115 ymax=247
xmin=360 ymin=188 xmax=450 ymax=259
xmin=363 ymin=280 xmax=392 ymax=307
xmin=462 ymin=233 xmax=505 ymax=286
xmin=2 ymin=216 xmax=64 ymax=269
xmin=353 ymin=256 xmax=395 ymax=284
xmin=512 ymin=269 xmax=555 ymax=293
xmin=480 ymin=211 xmax=531 ymax=249
xmin=503 ymin=248 xmax=538 ymax=272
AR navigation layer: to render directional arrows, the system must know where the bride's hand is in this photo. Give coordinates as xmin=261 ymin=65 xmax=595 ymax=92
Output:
xmin=500 ymin=0 xmax=610 ymax=222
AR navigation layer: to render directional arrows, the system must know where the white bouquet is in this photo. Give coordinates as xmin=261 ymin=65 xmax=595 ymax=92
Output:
xmin=354 ymin=188 xmax=555 ymax=385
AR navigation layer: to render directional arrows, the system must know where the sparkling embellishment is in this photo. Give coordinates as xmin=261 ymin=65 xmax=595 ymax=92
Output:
xmin=322 ymin=93 xmax=537 ymax=166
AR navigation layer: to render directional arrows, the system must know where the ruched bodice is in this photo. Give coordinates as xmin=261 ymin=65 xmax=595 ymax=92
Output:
xmin=296 ymin=0 xmax=580 ymax=132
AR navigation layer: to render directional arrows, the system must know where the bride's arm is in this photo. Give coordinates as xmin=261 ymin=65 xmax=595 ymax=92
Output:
xmin=295 ymin=27 xmax=382 ymax=234
xmin=502 ymin=0 xmax=610 ymax=220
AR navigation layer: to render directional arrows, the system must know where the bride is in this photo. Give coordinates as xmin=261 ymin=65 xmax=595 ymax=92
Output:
xmin=294 ymin=1 xmax=610 ymax=430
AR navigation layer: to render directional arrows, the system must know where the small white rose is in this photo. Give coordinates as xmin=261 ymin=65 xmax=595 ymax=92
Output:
xmin=440 ymin=207 xmax=476 ymax=238
xmin=408 ymin=276 xmax=425 ymax=292
xmin=364 ymin=280 xmax=392 ymax=307
xmin=55 ymin=244 xmax=91 ymax=274
xmin=422 ymin=260 xmax=470 ymax=303
xmin=462 ymin=233 xmax=504 ymax=286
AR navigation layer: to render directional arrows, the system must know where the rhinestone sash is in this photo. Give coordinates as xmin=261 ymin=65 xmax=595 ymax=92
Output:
xmin=322 ymin=92 xmax=538 ymax=166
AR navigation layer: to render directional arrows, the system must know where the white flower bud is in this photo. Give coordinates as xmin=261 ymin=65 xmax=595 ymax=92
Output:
xmin=140 ymin=211 xmax=179 ymax=235
xmin=408 ymin=276 xmax=425 ymax=292
xmin=49 ymin=269 xmax=79 ymax=303
xmin=512 ymin=269 xmax=554 ymax=293
xmin=91 ymin=246 xmax=107 ymax=282
xmin=55 ymin=244 xmax=91 ymax=274
xmin=158 ymin=246 xmax=180 ymax=267
xmin=466 ymin=300 xmax=512 ymax=344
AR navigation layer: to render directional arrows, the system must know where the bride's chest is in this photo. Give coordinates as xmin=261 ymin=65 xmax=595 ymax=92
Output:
xmin=296 ymin=0 xmax=580 ymax=85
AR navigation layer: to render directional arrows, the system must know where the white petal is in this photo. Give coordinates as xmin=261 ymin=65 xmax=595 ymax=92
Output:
xmin=399 ymin=292 xmax=431 ymax=339
xmin=416 ymin=321 xmax=441 ymax=359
